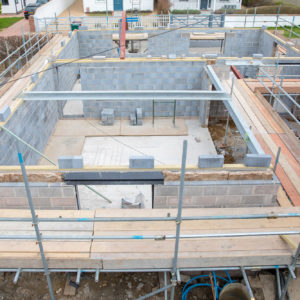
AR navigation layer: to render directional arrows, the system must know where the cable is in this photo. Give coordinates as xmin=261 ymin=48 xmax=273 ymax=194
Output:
xmin=0 ymin=14 xmax=215 ymax=88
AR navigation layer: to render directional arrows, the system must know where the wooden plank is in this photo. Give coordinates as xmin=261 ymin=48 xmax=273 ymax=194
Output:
xmin=0 ymin=241 xmax=91 ymax=253
xmin=255 ymin=134 xmax=300 ymax=206
xmin=95 ymin=207 xmax=300 ymax=217
xmin=270 ymin=133 xmax=300 ymax=176
xmin=64 ymin=276 xmax=77 ymax=296
xmin=279 ymin=133 xmax=300 ymax=164
xmin=280 ymin=235 xmax=298 ymax=250
xmin=260 ymin=133 xmax=300 ymax=194
xmin=0 ymin=258 xmax=103 ymax=269
xmin=277 ymin=186 xmax=293 ymax=207
xmin=91 ymin=237 xmax=290 ymax=253
xmin=255 ymin=91 xmax=292 ymax=135
xmin=93 ymin=218 xmax=300 ymax=232
xmin=99 ymin=250 xmax=293 ymax=269
xmin=237 ymin=80 xmax=284 ymax=134
xmin=235 ymin=80 xmax=276 ymax=134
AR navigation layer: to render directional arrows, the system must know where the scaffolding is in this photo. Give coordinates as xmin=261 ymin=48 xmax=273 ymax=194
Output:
xmin=0 ymin=140 xmax=294 ymax=300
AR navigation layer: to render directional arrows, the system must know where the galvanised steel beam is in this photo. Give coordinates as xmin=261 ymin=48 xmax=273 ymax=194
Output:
xmin=205 ymin=65 xmax=264 ymax=154
xmin=22 ymin=90 xmax=231 ymax=101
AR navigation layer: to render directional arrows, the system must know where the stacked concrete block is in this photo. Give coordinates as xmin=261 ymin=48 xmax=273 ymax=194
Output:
xmin=130 ymin=113 xmax=137 ymax=125
xmin=58 ymin=156 xmax=83 ymax=169
xmin=0 ymin=106 xmax=11 ymax=122
xmin=129 ymin=156 xmax=154 ymax=169
xmin=101 ymin=108 xmax=114 ymax=125
xmin=198 ymin=155 xmax=224 ymax=168
xmin=136 ymin=108 xmax=143 ymax=126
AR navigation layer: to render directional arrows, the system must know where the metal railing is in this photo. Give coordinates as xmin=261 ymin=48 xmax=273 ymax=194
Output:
xmin=0 ymin=32 xmax=50 ymax=84
xmin=257 ymin=65 xmax=300 ymax=126
xmin=34 ymin=13 xmax=300 ymax=33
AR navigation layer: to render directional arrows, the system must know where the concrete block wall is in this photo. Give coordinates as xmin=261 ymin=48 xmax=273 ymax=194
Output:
xmin=224 ymin=30 xmax=261 ymax=57
xmin=154 ymin=180 xmax=279 ymax=208
xmin=0 ymin=183 xmax=77 ymax=209
xmin=0 ymin=66 xmax=65 ymax=165
xmin=148 ymin=31 xmax=190 ymax=56
xmin=0 ymin=37 xmax=82 ymax=165
xmin=81 ymin=61 xmax=205 ymax=118
xmin=57 ymin=33 xmax=80 ymax=59
xmin=77 ymin=31 xmax=114 ymax=58
xmin=209 ymin=100 xmax=228 ymax=119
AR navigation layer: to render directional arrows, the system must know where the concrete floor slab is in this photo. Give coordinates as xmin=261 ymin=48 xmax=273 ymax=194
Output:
xmin=82 ymin=119 xmax=216 ymax=166
xmin=39 ymin=136 xmax=85 ymax=165
xmin=52 ymin=119 xmax=122 ymax=137
xmin=120 ymin=118 xmax=188 ymax=136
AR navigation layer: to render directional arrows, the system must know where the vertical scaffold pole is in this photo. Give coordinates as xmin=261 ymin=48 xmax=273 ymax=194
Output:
xmin=16 ymin=144 xmax=55 ymax=300
xmin=279 ymin=243 xmax=300 ymax=300
xmin=170 ymin=140 xmax=188 ymax=300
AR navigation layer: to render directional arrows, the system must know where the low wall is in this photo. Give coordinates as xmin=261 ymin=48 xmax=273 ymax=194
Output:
xmin=0 ymin=183 xmax=77 ymax=209
xmin=154 ymin=179 xmax=279 ymax=208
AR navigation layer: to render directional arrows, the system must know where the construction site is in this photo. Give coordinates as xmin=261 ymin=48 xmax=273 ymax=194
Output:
xmin=0 ymin=10 xmax=300 ymax=300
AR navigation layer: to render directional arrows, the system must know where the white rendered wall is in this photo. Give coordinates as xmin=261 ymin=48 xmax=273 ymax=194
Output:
xmin=34 ymin=0 xmax=77 ymax=18
xmin=83 ymin=0 xmax=153 ymax=12
xmin=2 ymin=0 xmax=23 ymax=14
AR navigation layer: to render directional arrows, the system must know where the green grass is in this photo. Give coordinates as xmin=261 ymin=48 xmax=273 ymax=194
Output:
xmin=268 ymin=26 xmax=300 ymax=38
xmin=0 ymin=17 xmax=23 ymax=31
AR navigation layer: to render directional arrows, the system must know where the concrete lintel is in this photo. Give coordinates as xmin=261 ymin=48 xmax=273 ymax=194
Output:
xmin=22 ymin=90 xmax=231 ymax=101
xmin=244 ymin=154 xmax=272 ymax=168
xmin=63 ymin=171 xmax=164 ymax=185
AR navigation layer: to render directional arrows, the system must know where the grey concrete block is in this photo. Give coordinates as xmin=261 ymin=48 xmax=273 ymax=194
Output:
xmin=0 ymin=106 xmax=11 ymax=122
xmin=136 ymin=108 xmax=143 ymax=118
xmin=101 ymin=108 xmax=114 ymax=125
xmin=129 ymin=156 xmax=154 ymax=169
xmin=198 ymin=155 xmax=224 ymax=168
xmin=31 ymin=73 xmax=39 ymax=83
xmin=58 ymin=156 xmax=83 ymax=169
xmin=130 ymin=113 xmax=136 ymax=125
xmin=253 ymin=53 xmax=263 ymax=59
xmin=61 ymin=39 xmax=66 ymax=47
xmin=168 ymin=54 xmax=176 ymax=59
xmin=244 ymin=154 xmax=272 ymax=167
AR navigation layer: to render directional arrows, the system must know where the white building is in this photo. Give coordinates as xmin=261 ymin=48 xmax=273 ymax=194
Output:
xmin=170 ymin=0 xmax=242 ymax=11
xmin=82 ymin=0 xmax=241 ymax=13
xmin=1 ymin=0 xmax=26 ymax=14
xmin=83 ymin=0 xmax=154 ymax=12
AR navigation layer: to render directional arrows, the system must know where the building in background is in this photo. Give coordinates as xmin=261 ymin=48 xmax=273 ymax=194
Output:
xmin=1 ymin=0 xmax=25 ymax=14
xmin=170 ymin=0 xmax=242 ymax=11
xmin=83 ymin=0 xmax=154 ymax=12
